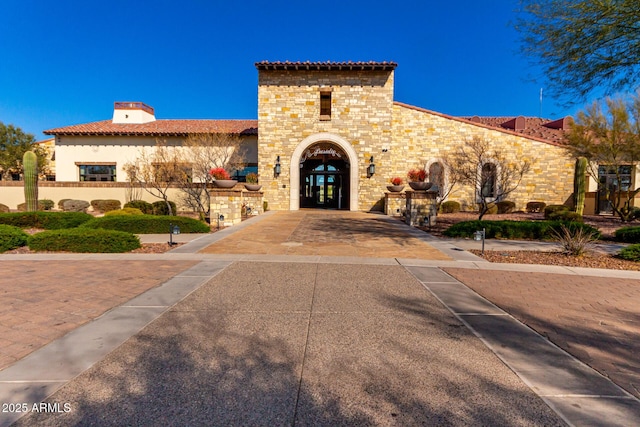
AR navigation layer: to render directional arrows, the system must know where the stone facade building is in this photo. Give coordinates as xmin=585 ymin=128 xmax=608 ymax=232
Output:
xmin=256 ymin=61 xmax=574 ymax=213
xmin=8 ymin=60 xmax=628 ymax=216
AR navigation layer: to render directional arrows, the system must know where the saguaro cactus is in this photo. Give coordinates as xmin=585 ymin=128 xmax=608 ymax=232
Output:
xmin=23 ymin=150 xmax=39 ymax=212
xmin=573 ymin=157 xmax=587 ymax=216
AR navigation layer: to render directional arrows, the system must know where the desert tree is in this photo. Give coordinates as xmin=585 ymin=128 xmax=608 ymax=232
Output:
xmin=124 ymin=140 xmax=189 ymax=216
xmin=0 ymin=122 xmax=49 ymax=179
xmin=175 ymin=132 xmax=246 ymax=221
xmin=516 ymin=0 xmax=640 ymax=103
xmin=446 ymin=137 xmax=532 ymax=220
xmin=565 ymin=94 xmax=640 ymax=221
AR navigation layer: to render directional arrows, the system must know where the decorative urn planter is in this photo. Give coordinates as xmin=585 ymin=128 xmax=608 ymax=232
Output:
xmin=408 ymin=181 xmax=433 ymax=191
xmin=244 ymin=184 xmax=262 ymax=191
xmin=213 ymin=179 xmax=238 ymax=188
xmin=386 ymin=185 xmax=405 ymax=192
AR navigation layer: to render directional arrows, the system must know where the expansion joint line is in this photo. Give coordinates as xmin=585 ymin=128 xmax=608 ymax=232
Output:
xmin=292 ymin=263 xmax=319 ymax=426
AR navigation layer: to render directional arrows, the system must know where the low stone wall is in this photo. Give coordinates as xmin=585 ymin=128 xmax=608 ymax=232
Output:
xmin=385 ymin=192 xmax=405 ymax=217
xmin=405 ymin=190 xmax=438 ymax=227
xmin=209 ymin=188 xmax=264 ymax=227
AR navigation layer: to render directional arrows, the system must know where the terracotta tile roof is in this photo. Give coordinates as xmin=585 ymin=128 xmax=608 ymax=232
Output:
xmin=44 ymin=119 xmax=258 ymax=136
xmin=255 ymin=61 xmax=397 ymax=71
xmin=394 ymin=102 xmax=569 ymax=147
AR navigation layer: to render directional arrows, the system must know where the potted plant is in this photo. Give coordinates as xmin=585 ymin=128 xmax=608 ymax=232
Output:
xmin=210 ymin=167 xmax=238 ymax=188
xmin=387 ymin=177 xmax=405 ymax=192
xmin=244 ymin=172 xmax=262 ymax=191
xmin=407 ymin=168 xmax=432 ymax=191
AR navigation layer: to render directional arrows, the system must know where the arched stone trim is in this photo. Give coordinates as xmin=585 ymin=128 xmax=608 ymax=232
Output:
xmin=290 ymin=133 xmax=359 ymax=211
xmin=425 ymin=158 xmax=449 ymax=200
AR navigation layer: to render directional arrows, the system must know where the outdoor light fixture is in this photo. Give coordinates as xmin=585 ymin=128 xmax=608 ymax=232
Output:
xmin=473 ymin=228 xmax=486 ymax=256
xmin=274 ymin=155 xmax=281 ymax=176
xmin=217 ymin=214 xmax=225 ymax=230
xmin=168 ymin=223 xmax=181 ymax=246
xmin=367 ymin=156 xmax=375 ymax=177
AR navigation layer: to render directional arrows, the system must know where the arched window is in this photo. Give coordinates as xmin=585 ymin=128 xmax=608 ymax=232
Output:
xmin=429 ymin=161 xmax=445 ymax=197
xmin=481 ymin=163 xmax=497 ymax=198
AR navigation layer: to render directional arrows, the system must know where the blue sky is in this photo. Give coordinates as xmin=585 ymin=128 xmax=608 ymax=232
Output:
xmin=1 ymin=0 xmax=588 ymax=139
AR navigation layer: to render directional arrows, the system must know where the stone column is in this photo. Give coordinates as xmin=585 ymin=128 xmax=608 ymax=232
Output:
xmin=405 ymin=190 xmax=438 ymax=227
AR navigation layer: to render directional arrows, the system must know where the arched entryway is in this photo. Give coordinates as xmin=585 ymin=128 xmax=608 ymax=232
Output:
xmin=290 ymin=133 xmax=359 ymax=211
xmin=299 ymin=144 xmax=349 ymax=209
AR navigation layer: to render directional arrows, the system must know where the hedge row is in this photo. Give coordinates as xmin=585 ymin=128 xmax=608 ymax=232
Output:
xmin=0 ymin=225 xmax=29 ymax=253
xmin=0 ymin=212 xmax=93 ymax=229
xmin=28 ymin=229 xmax=141 ymax=253
xmin=443 ymin=220 xmax=601 ymax=240
xmin=614 ymin=226 xmax=640 ymax=243
xmin=80 ymin=215 xmax=210 ymax=234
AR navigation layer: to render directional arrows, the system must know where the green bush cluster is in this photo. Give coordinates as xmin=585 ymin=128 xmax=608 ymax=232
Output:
xmin=90 ymin=199 xmax=121 ymax=213
xmin=618 ymin=244 xmax=640 ymax=262
xmin=0 ymin=225 xmax=29 ymax=252
xmin=543 ymin=204 xmax=582 ymax=222
xmin=0 ymin=212 xmax=93 ymax=229
xmin=496 ymin=200 xmax=516 ymax=214
xmin=152 ymin=200 xmax=177 ymax=215
xmin=526 ymin=201 xmax=546 ymax=213
xmin=614 ymin=226 xmax=640 ymax=243
xmin=39 ymin=199 xmax=54 ymax=210
xmin=440 ymin=201 xmax=461 ymax=213
xmin=124 ymin=200 xmax=154 ymax=214
xmin=28 ymin=229 xmax=141 ymax=253
xmin=104 ymin=207 xmax=144 ymax=216
xmin=80 ymin=215 xmax=210 ymax=234
xmin=443 ymin=220 xmax=600 ymax=240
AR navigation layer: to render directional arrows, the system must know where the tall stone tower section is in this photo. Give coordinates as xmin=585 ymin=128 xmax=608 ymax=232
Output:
xmin=255 ymin=61 xmax=397 ymax=211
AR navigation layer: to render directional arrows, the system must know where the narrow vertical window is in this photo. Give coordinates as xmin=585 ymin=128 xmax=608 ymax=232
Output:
xmin=481 ymin=163 xmax=497 ymax=198
xmin=320 ymin=90 xmax=331 ymax=120
xmin=429 ymin=161 xmax=445 ymax=197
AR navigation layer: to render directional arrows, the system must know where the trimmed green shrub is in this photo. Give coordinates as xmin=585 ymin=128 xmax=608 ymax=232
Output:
xmin=614 ymin=226 xmax=640 ymax=243
xmin=496 ymin=200 xmax=516 ymax=214
xmin=544 ymin=204 xmax=569 ymax=219
xmin=104 ymin=207 xmax=144 ymax=216
xmin=0 ymin=212 xmax=93 ymax=229
xmin=551 ymin=211 xmax=583 ymax=222
xmin=152 ymin=200 xmax=177 ymax=216
xmin=28 ymin=229 xmax=141 ymax=253
xmin=440 ymin=201 xmax=461 ymax=213
xmin=62 ymin=199 xmax=90 ymax=212
xmin=39 ymin=199 xmax=54 ymax=210
xmin=80 ymin=215 xmax=210 ymax=234
xmin=0 ymin=224 xmax=29 ymax=252
xmin=124 ymin=200 xmax=154 ymax=214
xmin=526 ymin=201 xmax=546 ymax=213
xmin=0 ymin=203 xmax=9 ymax=213
xmin=90 ymin=199 xmax=121 ymax=213
xmin=443 ymin=220 xmax=600 ymax=240
xmin=618 ymin=244 xmax=640 ymax=262
xmin=631 ymin=207 xmax=640 ymax=221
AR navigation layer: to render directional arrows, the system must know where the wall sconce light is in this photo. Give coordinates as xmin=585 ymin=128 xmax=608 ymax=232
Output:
xmin=274 ymin=155 xmax=281 ymax=176
xmin=367 ymin=156 xmax=375 ymax=177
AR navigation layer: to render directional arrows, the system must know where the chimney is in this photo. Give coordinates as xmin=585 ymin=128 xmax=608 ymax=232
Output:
xmin=112 ymin=102 xmax=156 ymax=124
xmin=501 ymin=116 xmax=526 ymax=131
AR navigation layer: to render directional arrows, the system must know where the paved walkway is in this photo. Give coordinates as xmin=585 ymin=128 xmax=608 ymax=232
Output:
xmin=0 ymin=210 xmax=639 ymax=426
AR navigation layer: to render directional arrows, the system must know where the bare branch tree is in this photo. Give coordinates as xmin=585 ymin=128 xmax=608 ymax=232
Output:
xmin=447 ymin=137 xmax=532 ymax=220
xmin=177 ymin=133 xmax=247 ymax=221
xmin=124 ymin=140 xmax=188 ymax=216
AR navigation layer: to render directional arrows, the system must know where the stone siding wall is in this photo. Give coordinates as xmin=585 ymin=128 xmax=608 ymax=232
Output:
xmin=257 ymin=69 xmax=395 ymax=211
xmin=390 ymin=104 xmax=575 ymax=211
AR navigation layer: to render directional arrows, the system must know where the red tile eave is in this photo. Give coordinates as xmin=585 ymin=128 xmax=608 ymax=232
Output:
xmin=44 ymin=119 xmax=259 ymax=137
xmin=393 ymin=101 xmax=567 ymax=148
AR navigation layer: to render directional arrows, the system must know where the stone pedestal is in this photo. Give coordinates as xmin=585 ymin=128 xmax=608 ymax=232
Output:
xmin=209 ymin=187 xmax=264 ymax=227
xmin=405 ymin=190 xmax=438 ymax=227
xmin=385 ymin=192 xmax=406 ymax=217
